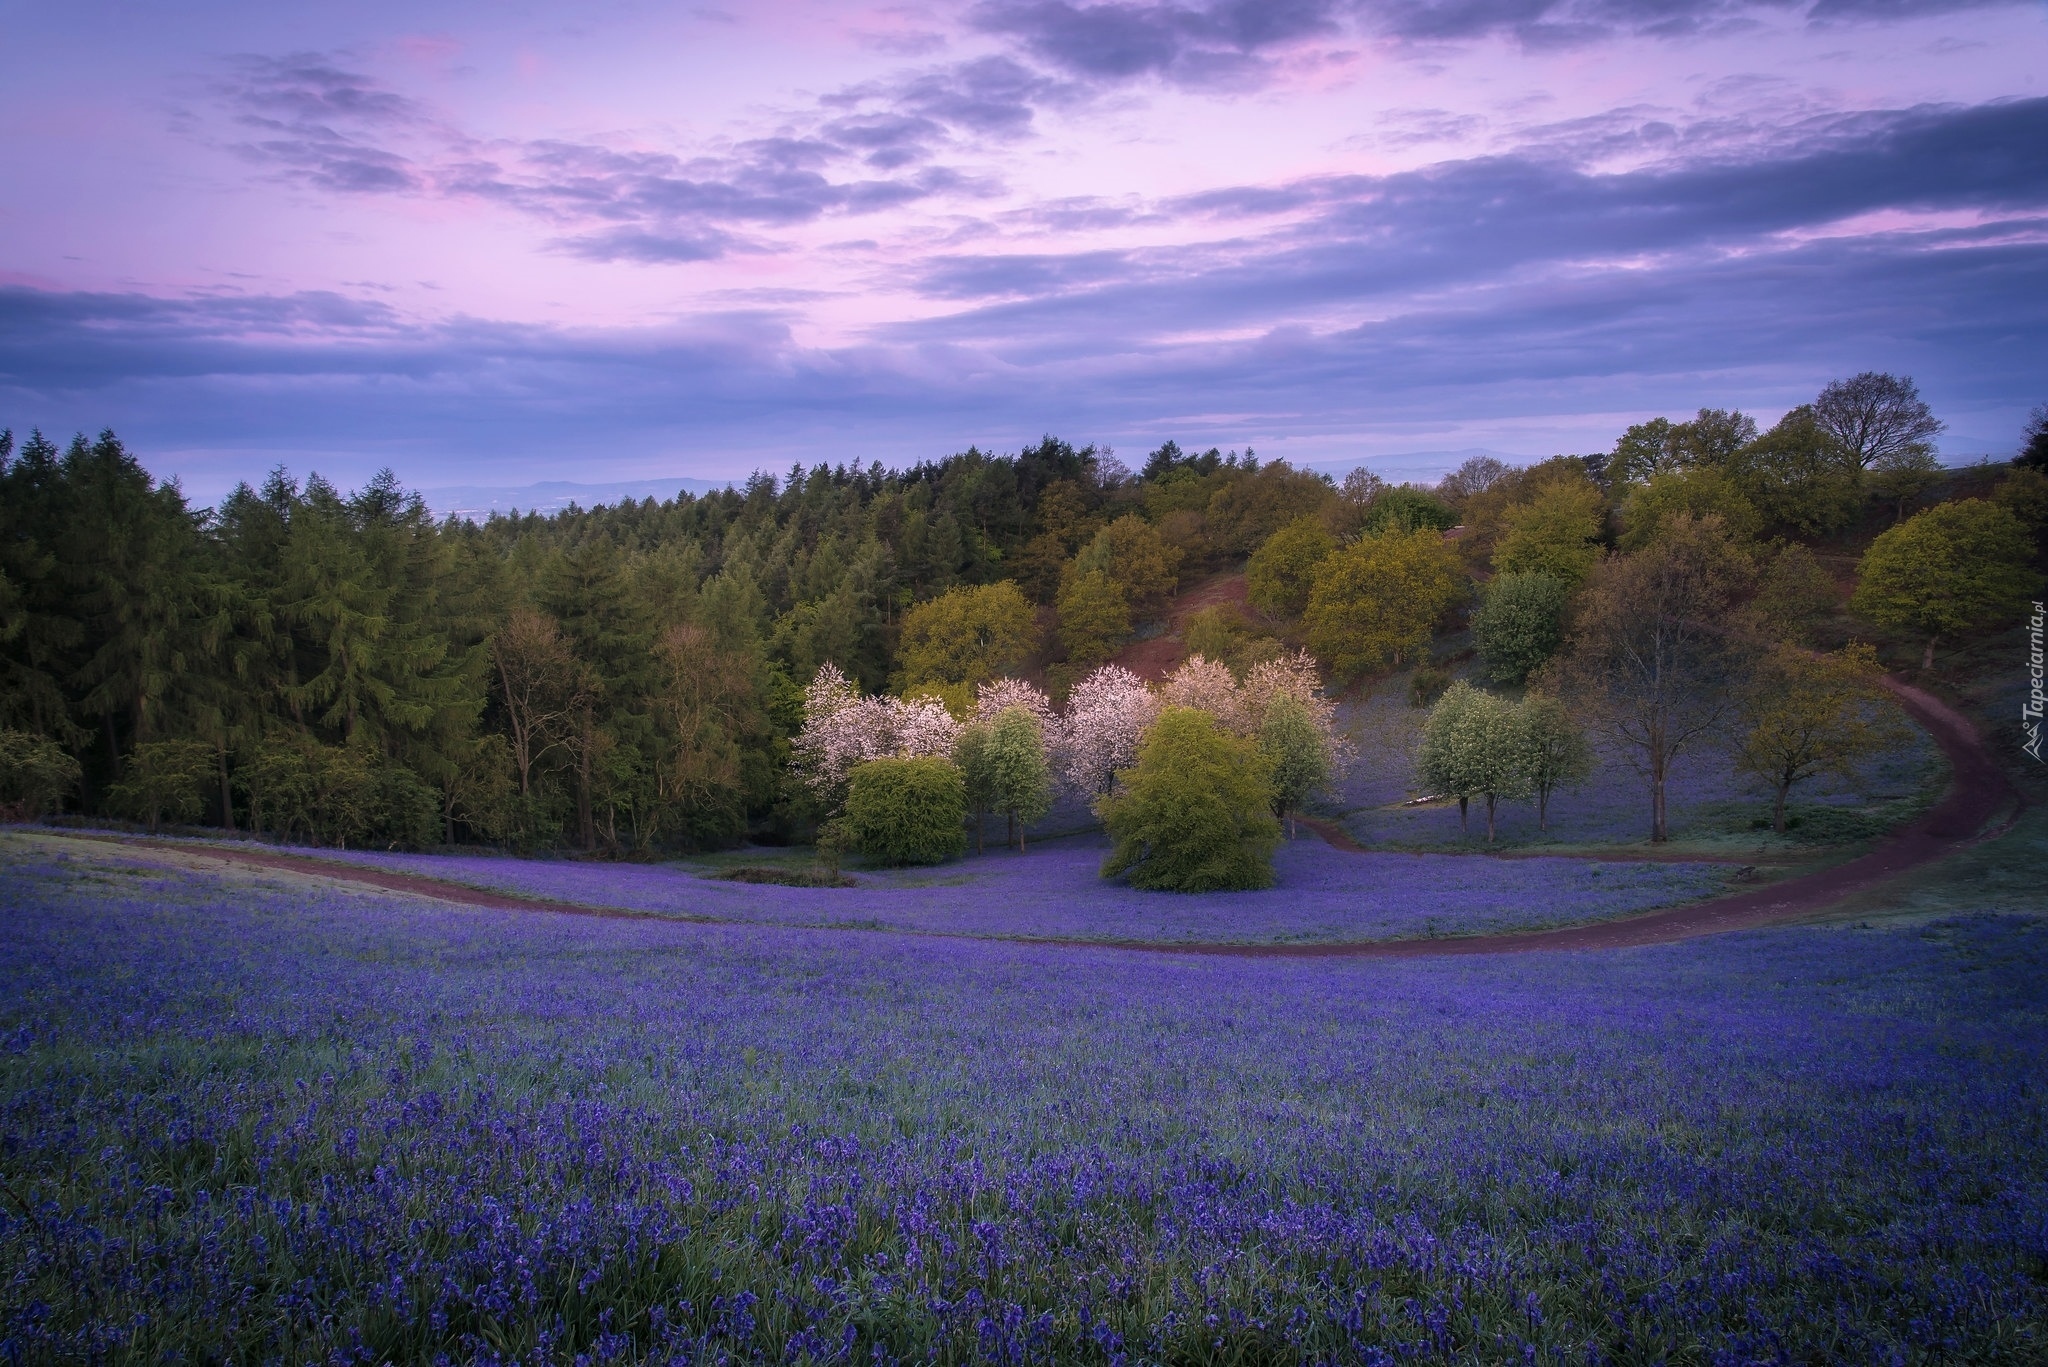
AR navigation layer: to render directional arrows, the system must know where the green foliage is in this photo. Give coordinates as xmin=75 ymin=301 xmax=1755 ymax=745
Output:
xmin=1258 ymin=693 xmax=1332 ymax=836
xmin=841 ymin=757 xmax=967 ymax=866
xmin=1098 ymin=707 xmax=1279 ymax=891
xmin=1751 ymin=542 xmax=1839 ymax=644
xmin=1515 ymin=694 xmax=1592 ymax=832
xmin=1851 ymin=499 xmax=2040 ymax=668
xmin=1473 ymin=572 xmax=1570 ymax=685
xmin=1069 ymin=515 xmax=1182 ymax=617
xmin=1055 ymin=569 xmax=1132 ymax=666
xmin=106 ymin=739 xmax=214 ymax=833
xmin=1416 ymin=682 xmax=1529 ymax=840
xmin=1992 ymin=466 xmax=2048 ymax=536
xmin=1361 ymin=487 xmax=1457 ymax=534
xmin=1492 ymin=481 xmax=1604 ymax=588
xmin=953 ymin=721 xmax=995 ymax=853
xmin=1734 ymin=643 xmax=1899 ymax=833
xmin=1303 ymin=527 xmax=1467 ymax=679
xmin=1246 ymin=516 xmax=1335 ymax=618
xmin=2021 ymin=405 xmax=2048 ymax=471
xmin=985 ymin=706 xmax=1053 ymax=851
xmin=0 ymin=729 xmax=81 ymax=819
xmin=895 ymin=581 xmax=1038 ymax=689
xmin=1619 ymin=468 xmax=1762 ymax=551
xmin=1724 ymin=407 xmax=1863 ymax=537
xmin=1408 ymin=664 xmax=1452 ymax=709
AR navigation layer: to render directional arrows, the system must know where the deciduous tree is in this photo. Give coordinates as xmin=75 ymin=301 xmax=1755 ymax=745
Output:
xmin=1303 ymin=527 xmax=1466 ymax=679
xmin=1473 ymin=572 xmax=1570 ymax=685
xmin=1098 ymin=707 xmax=1278 ymax=891
xmin=1850 ymin=499 xmax=2038 ymax=669
xmin=1734 ymin=642 xmax=1899 ymax=833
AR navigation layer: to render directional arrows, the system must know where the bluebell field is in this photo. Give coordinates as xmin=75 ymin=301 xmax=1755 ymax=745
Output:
xmin=291 ymin=836 xmax=1729 ymax=944
xmin=2 ymin=838 xmax=2044 ymax=1363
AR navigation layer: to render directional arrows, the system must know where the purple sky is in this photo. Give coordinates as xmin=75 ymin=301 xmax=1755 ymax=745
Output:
xmin=2 ymin=0 xmax=2044 ymax=502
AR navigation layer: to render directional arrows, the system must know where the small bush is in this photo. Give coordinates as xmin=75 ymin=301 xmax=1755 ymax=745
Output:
xmin=717 ymin=865 xmax=857 ymax=888
xmin=842 ymin=757 xmax=967 ymax=866
xmin=0 ymin=730 xmax=81 ymax=820
xmin=1409 ymin=664 xmax=1453 ymax=708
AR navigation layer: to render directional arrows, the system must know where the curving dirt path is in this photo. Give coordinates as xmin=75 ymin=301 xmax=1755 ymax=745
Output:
xmin=32 ymin=677 xmax=2021 ymax=959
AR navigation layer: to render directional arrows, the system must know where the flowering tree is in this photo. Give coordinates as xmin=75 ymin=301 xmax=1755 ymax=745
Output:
xmin=1159 ymin=655 xmax=1244 ymax=733
xmin=1050 ymin=664 xmax=1157 ymax=798
xmin=793 ymin=663 xmax=963 ymax=801
xmin=974 ymin=677 xmax=1055 ymax=728
xmin=1239 ymin=651 xmax=1348 ymax=762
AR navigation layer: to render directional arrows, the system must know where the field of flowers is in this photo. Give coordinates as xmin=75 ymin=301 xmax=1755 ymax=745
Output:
xmin=3 ymin=836 xmax=2044 ymax=1363
xmin=231 ymin=834 xmax=1730 ymax=944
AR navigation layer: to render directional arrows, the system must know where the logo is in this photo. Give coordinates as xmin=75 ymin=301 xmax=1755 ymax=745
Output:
xmin=2026 ymin=601 xmax=2045 ymax=762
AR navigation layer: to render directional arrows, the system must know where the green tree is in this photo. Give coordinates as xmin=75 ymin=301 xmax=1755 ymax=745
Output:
xmin=985 ymin=705 xmax=1053 ymax=851
xmin=1850 ymin=499 xmax=2039 ymax=670
xmin=1725 ymin=407 xmax=1862 ymax=537
xmin=896 ymin=581 xmax=1038 ymax=690
xmin=1069 ymin=515 xmax=1182 ymax=617
xmin=841 ymin=756 xmax=967 ymax=866
xmin=1493 ymin=480 xmax=1604 ymax=588
xmin=106 ymin=738 xmax=213 ymax=833
xmin=1056 ymin=569 xmax=1132 ymax=666
xmin=1303 ymin=527 xmax=1467 ymax=679
xmin=1416 ymin=681 xmax=1527 ymax=841
xmin=1869 ymin=446 xmax=1943 ymax=523
xmin=1752 ymin=542 xmax=1838 ymax=645
xmin=2020 ymin=405 xmax=2048 ymax=471
xmin=1619 ymin=468 xmax=1762 ymax=551
xmin=1551 ymin=514 xmax=1754 ymax=841
xmin=0 ymin=728 xmax=81 ymax=819
xmin=1258 ymin=692 xmax=1332 ymax=838
xmin=1734 ymin=642 xmax=1898 ymax=833
xmin=1099 ymin=707 xmax=1279 ymax=891
xmin=1513 ymin=694 xmax=1592 ymax=832
xmin=1246 ymin=515 xmax=1335 ymax=618
xmin=1361 ymin=486 xmax=1457 ymax=534
xmin=1473 ymin=572 xmax=1570 ymax=685
xmin=954 ymin=719 xmax=995 ymax=853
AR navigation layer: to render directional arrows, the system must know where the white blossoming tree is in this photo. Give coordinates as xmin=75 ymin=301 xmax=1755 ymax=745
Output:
xmin=1158 ymin=655 xmax=1245 ymax=734
xmin=793 ymin=662 xmax=963 ymax=805
xmin=1050 ymin=664 xmax=1158 ymax=798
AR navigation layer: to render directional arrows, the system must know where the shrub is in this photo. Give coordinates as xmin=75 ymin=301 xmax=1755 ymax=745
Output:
xmin=1362 ymin=487 xmax=1457 ymax=534
xmin=0 ymin=729 xmax=81 ymax=820
xmin=1473 ymin=572 xmax=1569 ymax=685
xmin=106 ymin=739 xmax=213 ymax=833
xmin=842 ymin=757 xmax=967 ymax=866
xmin=1098 ymin=707 xmax=1278 ymax=891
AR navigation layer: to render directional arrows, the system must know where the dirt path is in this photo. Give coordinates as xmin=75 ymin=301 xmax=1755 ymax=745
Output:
xmin=30 ymin=677 xmax=2020 ymax=960
xmin=1114 ymin=572 xmax=1251 ymax=682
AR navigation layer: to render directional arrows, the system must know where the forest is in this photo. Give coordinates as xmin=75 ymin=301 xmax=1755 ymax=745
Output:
xmin=2 ymin=374 xmax=2044 ymax=858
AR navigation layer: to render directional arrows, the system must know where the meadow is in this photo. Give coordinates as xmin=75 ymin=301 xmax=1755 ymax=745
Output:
xmin=272 ymin=835 xmax=1732 ymax=945
xmin=3 ymin=834 xmax=2044 ymax=1364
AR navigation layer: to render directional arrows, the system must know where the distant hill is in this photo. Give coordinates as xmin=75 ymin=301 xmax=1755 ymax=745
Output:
xmin=1295 ymin=448 xmax=1542 ymax=485
xmin=423 ymin=477 xmax=737 ymax=520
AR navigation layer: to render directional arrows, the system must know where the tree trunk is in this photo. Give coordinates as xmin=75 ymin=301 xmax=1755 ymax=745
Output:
xmin=575 ymin=707 xmax=596 ymax=851
xmin=1006 ymin=811 xmax=1016 ymax=852
xmin=974 ymin=807 xmax=984 ymax=854
xmin=1458 ymin=795 xmax=1469 ymax=835
xmin=1538 ymin=784 xmax=1550 ymax=832
xmin=1922 ymin=634 xmax=1937 ymax=671
xmin=1485 ymin=793 xmax=1497 ymax=843
xmin=1773 ymin=782 xmax=1788 ymax=834
xmin=1650 ymin=752 xmax=1668 ymax=843
xmin=218 ymin=746 xmax=235 ymax=832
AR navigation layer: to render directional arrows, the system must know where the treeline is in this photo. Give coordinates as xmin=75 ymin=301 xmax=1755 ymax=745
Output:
xmin=1 ymin=374 xmax=2042 ymax=851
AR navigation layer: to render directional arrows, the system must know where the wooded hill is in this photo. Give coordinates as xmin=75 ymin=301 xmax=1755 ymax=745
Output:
xmin=2 ymin=378 xmax=2042 ymax=852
